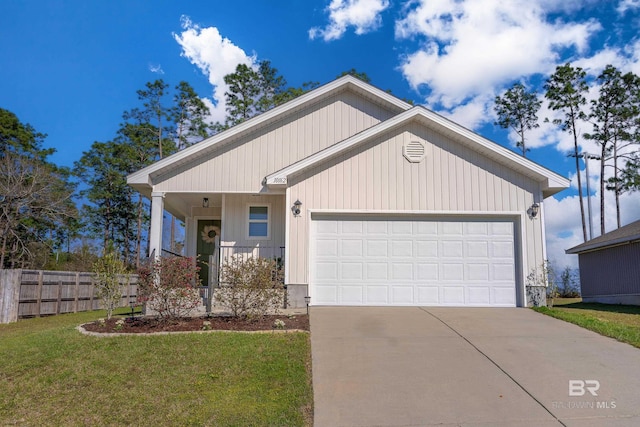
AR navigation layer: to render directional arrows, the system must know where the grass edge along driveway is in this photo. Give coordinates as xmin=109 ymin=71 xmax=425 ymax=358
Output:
xmin=534 ymin=298 xmax=640 ymax=349
xmin=0 ymin=309 xmax=313 ymax=426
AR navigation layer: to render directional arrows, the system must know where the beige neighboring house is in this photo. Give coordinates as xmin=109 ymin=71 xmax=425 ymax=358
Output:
xmin=127 ymin=75 xmax=569 ymax=308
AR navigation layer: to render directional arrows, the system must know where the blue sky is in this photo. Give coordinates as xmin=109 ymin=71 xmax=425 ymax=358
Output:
xmin=2 ymin=0 xmax=639 ymax=268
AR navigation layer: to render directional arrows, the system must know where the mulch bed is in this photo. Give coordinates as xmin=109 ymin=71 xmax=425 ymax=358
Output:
xmin=82 ymin=314 xmax=309 ymax=334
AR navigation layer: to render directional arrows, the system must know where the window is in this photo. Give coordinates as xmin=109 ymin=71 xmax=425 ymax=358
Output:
xmin=247 ymin=204 xmax=270 ymax=239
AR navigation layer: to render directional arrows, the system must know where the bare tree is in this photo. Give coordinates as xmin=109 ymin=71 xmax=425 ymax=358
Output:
xmin=0 ymin=153 xmax=76 ymax=267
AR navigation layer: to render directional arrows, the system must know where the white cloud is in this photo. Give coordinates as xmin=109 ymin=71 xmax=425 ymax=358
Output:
xmin=544 ymin=158 xmax=640 ymax=270
xmin=309 ymin=0 xmax=390 ymax=41
xmin=396 ymin=0 xmax=601 ymax=109
xmin=438 ymin=93 xmax=494 ymax=130
xmin=617 ymin=0 xmax=640 ymax=14
xmin=148 ymin=63 xmax=164 ymax=74
xmin=173 ymin=16 xmax=256 ymax=124
xmin=544 ymin=194 xmax=583 ymax=269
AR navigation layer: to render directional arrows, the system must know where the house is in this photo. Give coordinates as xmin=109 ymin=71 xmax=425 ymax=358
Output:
xmin=566 ymin=220 xmax=640 ymax=305
xmin=127 ymin=76 xmax=569 ymax=308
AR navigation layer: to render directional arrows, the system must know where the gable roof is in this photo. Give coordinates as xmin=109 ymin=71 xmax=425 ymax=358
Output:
xmin=265 ymin=106 xmax=570 ymax=198
xmin=566 ymin=220 xmax=640 ymax=254
xmin=127 ymin=75 xmax=411 ymax=192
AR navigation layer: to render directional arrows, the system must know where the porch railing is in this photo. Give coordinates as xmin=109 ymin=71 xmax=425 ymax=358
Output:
xmin=199 ymin=245 xmax=285 ymax=309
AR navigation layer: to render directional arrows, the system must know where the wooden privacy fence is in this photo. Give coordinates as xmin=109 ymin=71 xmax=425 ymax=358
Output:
xmin=0 ymin=269 xmax=138 ymax=324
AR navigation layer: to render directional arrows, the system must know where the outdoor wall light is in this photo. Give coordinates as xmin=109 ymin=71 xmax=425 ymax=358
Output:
xmin=530 ymin=202 xmax=540 ymax=219
xmin=202 ymin=197 xmax=209 ymax=208
xmin=291 ymin=199 xmax=302 ymax=216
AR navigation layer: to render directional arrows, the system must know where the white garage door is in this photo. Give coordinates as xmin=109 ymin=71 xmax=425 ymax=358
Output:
xmin=310 ymin=215 xmax=517 ymax=307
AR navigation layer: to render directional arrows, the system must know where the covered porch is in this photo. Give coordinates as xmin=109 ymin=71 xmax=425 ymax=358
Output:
xmin=148 ymin=192 xmax=287 ymax=292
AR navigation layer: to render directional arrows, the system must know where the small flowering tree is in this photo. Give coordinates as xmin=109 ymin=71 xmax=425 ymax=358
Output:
xmin=137 ymin=256 xmax=201 ymax=319
xmin=526 ymin=260 xmax=557 ymax=307
xmin=92 ymin=247 xmax=128 ymax=320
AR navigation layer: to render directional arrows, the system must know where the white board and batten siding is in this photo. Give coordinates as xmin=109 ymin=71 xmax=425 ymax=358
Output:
xmin=310 ymin=215 xmax=518 ymax=306
xmin=287 ymin=121 xmax=545 ymax=306
xmin=152 ymin=91 xmax=400 ymax=194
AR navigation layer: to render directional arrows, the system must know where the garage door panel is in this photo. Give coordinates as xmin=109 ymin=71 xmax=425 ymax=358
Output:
xmin=416 ymin=222 xmax=438 ymax=235
xmin=315 ymin=285 xmax=338 ymax=304
xmin=493 ymin=263 xmax=515 ymax=281
xmin=467 ymin=286 xmax=491 ymax=304
xmin=341 ymin=221 xmax=363 ymax=234
xmin=466 ymin=222 xmax=489 ymax=235
xmin=391 ymin=262 xmax=413 ymax=280
xmin=416 ymin=240 xmax=438 ymax=256
xmin=467 ymin=241 xmax=489 ymax=257
xmin=316 ymin=262 xmax=338 ymax=280
xmin=494 ymin=287 xmax=516 ymax=305
xmin=417 ymin=263 xmax=438 ymax=280
xmin=491 ymin=222 xmax=513 ymax=236
xmin=442 ymin=287 xmax=465 ymax=304
xmin=417 ymin=286 xmax=439 ymax=303
xmin=366 ymin=221 xmax=387 ymax=234
xmin=365 ymin=286 xmax=389 ymax=303
xmin=441 ymin=263 xmax=464 ymax=280
xmin=467 ymin=263 xmax=490 ymax=281
xmin=440 ymin=222 xmax=463 ymax=235
xmin=311 ymin=216 xmax=517 ymax=307
xmin=492 ymin=241 xmax=514 ymax=258
xmin=340 ymin=286 xmax=363 ymax=304
xmin=391 ymin=240 xmax=413 ymax=257
xmin=392 ymin=286 xmax=414 ymax=304
xmin=441 ymin=240 xmax=463 ymax=257
xmin=366 ymin=240 xmax=388 ymax=256
xmin=316 ymin=239 xmax=338 ymax=256
xmin=317 ymin=220 xmax=338 ymax=233
xmin=341 ymin=239 xmax=363 ymax=256
xmin=392 ymin=222 xmax=413 ymax=234
xmin=366 ymin=262 xmax=388 ymax=279
xmin=341 ymin=262 xmax=363 ymax=279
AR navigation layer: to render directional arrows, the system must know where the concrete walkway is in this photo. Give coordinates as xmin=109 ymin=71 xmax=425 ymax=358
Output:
xmin=310 ymin=307 xmax=640 ymax=427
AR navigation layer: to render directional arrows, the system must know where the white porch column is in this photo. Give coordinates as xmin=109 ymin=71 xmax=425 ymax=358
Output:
xmin=149 ymin=192 xmax=165 ymax=258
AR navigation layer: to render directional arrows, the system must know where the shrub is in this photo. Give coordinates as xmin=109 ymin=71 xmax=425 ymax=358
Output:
xmin=526 ymin=260 xmax=558 ymax=307
xmin=137 ymin=256 xmax=201 ymax=319
xmin=215 ymin=256 xmax=284 ymax=318
xmin=92 ymin=248 xmax=128 ymax=320
xmin=558 ymin=266 xmax=581 ymax=298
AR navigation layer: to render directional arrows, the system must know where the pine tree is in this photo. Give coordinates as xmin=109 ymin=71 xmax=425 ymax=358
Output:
xmin=545 ymin=63 xmax=589 ymax=242
xmin=494 ymin=83 xmax=541 ymax=157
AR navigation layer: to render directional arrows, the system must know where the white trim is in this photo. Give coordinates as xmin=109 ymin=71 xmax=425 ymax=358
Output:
xmin=246 ymin=203 xmax=271 ymax=241
xmin=309 ymin=208 xmax=524 ymax=217
xmin=539 ymin=191 xmax=548 ymax=265
xmin=307 ymin=209 xmax=526 ymax=307
xmin=284 ymin=189 xmax=291 ymax=285
xmin=221 ymin=194 xmax=226 ymax=244
xmin=127 ymin=75 xmax=411 ymax=186
xmin=149 ymin=192 xmax=165 ymax=258
xmin=266 ymin=107 xmax=570 ymax=197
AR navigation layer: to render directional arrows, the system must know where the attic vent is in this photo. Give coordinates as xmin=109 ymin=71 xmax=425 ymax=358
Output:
xmin=403 ymin=140 xmax=426 ymax=163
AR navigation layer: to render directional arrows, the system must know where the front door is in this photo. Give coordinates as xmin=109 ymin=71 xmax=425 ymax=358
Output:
xmin=196 ymin=219 xmax=221 ymax=287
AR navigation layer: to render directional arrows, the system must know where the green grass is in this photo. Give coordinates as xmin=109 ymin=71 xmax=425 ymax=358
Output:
xmin=0 ymin=309 xmax=313 ymax=426
xmin=534 ymin=298 xmax=640 ymax=349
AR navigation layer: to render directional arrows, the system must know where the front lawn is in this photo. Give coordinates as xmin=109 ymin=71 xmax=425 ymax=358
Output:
xmin=0 ymin=309 xmax=313 ymax=426
xmin=534 ymin=298 xmax=640 ymax=349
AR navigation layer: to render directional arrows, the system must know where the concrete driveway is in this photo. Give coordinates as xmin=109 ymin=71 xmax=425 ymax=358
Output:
xmin=310 ymin=307 xmax=640 ymax=427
